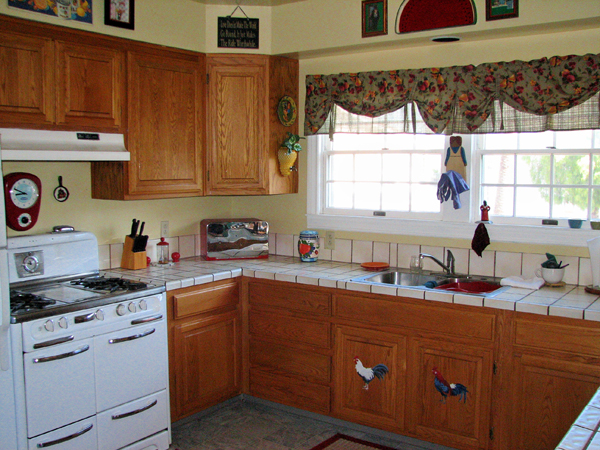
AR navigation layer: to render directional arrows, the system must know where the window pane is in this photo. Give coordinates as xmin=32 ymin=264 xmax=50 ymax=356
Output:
xmin=554 ymin=155 xmax=589 ymax=185
xmin=382 ymin=154 xmax=410 ymax=182
xmin=382 ymin=183 xmax=410 ymax=211
xmin=483 ymin=133 xmax=517 ymax=150
xmin=594 ymin=130 xmax=600 ymax=149
xmin=329 ymin=154 xmax=354 ymax=181
xmin=517 ymin=155 xmax=550 ymax=184
xmin=519 ymin=131 xmax=553 ymax=149
xmin=387 ymin=134 xmax=419 ymax=150
xmin=482 ymin=154 xmax=514 ymax=184
xmin=592 ymin=188 xmax=600 ymax=219
xmin=328 ymin=182 xmax=353 ymax=209
xmin=355 ymin=154 xmax=381 ymax=182
xmin=556 ymin=130 xmax=593 ymax=149
xmin=515 ymin=187 xmax=550 ymax=217
xmin=412 ymin=184 xmax=440 ymax=212
xmin=553 ymin=187 xmax=588 ymax=218
xmin=355 ymin=183 xmax=381 ymax=210
xmin=412 ymin=154 xmax=441 ymax=182
xmin=332 ymin=134 xmax=387 ymax=151
xmin=414 ymin=134 xmax=445 ymax=150
xmin=593 ymin=155 xmax=600 ymax=186
xmin=482 ymin=186 xmax=513 ymax=216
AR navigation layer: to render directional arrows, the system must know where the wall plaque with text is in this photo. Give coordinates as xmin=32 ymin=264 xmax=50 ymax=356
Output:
xmin=218 ymin=17 xmax=259 ymax=49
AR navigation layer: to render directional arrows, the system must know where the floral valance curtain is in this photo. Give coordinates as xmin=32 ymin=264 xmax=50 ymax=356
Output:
xmin=304 ymin=53 xmax=600 ymax=136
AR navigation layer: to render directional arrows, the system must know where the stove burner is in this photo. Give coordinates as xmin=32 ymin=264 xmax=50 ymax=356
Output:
xmin=70 ymin=277 xmax=148 ymax=293
xmin=10 ymin=292 xmax=56 ymax=314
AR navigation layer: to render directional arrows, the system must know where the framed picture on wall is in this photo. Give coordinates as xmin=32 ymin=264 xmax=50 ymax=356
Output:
xmin=486 ymin=0 xmax=518 ymax=21
xmin=362 ymin=0 xmax=387 ymax=38
xmin=105 ymin=0 xmax=135 ymax=30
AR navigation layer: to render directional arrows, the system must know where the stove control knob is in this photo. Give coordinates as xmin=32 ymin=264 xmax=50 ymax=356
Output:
xmin=95 ymin=309 xmax=105 ymax=321
xmin=23 ymin=255 xmax=40 ymax=273
xmin=58 ymin=317 xmax=68 ymax=329
xmin=139 ymin=300 xmax=148 ymax=311
xmin=128 ymin=302 xmax=136 ymax=313
xmin=44 ymin=320 xmax=54 ymax=332
xmin=116 ymin=304 xmax=127 ymax=316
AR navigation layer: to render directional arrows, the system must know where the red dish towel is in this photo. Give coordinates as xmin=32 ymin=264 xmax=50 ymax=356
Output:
xmin=471 ymin=223 xmax=490 ymax=257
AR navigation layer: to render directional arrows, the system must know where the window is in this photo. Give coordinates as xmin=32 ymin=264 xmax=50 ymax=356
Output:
xmin=323 ymin=133 xmax=445 ymax=219
xmin=307 ymin=129 xmax=600 ymax=246
xmin=476 ymin=130 xmax=600 ymax=224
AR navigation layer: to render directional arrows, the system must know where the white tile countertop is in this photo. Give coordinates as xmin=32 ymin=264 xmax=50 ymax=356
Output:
xmin=101 ymin=255 xmax=600 ymax=322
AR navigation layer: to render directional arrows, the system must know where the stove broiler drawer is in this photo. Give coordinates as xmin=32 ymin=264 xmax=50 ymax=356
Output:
xmin=24 ymin=338 xmax=96 ymax=438
xmin=27 ymin=417 xmax=97 ymax=450
xmin=97 ymin=390 xmax=168 ymax=450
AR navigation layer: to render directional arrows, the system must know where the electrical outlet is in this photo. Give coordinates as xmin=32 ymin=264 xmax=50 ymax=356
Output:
xmin=160 ymin=221 xmax=169 ymax=238
xmin=325 ymin=230 xmax=335 ymax=250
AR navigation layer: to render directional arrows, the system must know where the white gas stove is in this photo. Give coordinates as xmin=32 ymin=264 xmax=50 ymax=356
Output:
xmin=7 ymin=231 xmax=170 ymax=450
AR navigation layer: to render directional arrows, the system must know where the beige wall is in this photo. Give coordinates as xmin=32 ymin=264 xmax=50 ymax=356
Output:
xmin=1 ymin=0 xmax=599 ymax=255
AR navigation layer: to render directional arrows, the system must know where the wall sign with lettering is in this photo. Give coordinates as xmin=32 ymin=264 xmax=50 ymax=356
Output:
xmin=218 ymin=17 xmax=259 ymax=49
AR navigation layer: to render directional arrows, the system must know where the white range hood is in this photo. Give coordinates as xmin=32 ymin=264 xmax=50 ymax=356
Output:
xmin=0 ymin=128 xmax=130 ymax=161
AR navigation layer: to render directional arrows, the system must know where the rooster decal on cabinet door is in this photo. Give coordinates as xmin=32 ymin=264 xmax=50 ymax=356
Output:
xmin=354 ymin=357 xmax=389 ymax=390
xmin=432 ymin=367 xmax=468 ymax=403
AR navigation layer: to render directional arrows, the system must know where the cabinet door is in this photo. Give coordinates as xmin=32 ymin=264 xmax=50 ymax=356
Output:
xmin=127 ymin=51 xmax=204 ymax=198
xmin=510 ymin=353 xmax=600 ymax=450
xmin=0 ymin=31 xmax=54 ymax=126
xmin=171 ymin=310 xmax=241 ymax=421
xmin=56 ymin=41 xmax=124 ymax=130
xmin=407 ymin=338 xmax=493 ymax=450
xmin=206 ymin=55 xmax=268 ymax=195
xmin=334 ymin=325 xmax=406 ymax=431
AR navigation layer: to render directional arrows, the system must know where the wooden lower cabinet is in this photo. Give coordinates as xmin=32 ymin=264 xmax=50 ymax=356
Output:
xmin=406 ymin=338 xmax=493 ymax=450
xmin=334 ymin=325 xmax=406 ymax=430
xmin=168 ymin=279 xmax=241 ymax=422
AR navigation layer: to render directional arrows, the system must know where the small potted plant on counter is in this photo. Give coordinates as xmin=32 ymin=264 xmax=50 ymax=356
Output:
xmin=278 ymin=132 xmax=304 ymax=176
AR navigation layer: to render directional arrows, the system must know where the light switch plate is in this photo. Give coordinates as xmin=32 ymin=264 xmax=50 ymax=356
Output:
xmin=325 ymin=230 xmax=335 ymax=250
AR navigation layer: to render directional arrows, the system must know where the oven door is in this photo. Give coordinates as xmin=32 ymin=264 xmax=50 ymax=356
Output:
xmin=94 ymin=319 xmax=168 ymax=412
xmin=23 ymin=338 xmax=96 ymax=437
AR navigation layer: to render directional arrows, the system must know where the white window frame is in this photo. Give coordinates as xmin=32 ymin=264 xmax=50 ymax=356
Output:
xmin=307 ymin=134 xmax=600 ymax=247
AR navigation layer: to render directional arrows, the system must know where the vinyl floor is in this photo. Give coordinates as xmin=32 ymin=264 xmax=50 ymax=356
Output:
xmin=169 ymin=396 xmax=457 ymax=450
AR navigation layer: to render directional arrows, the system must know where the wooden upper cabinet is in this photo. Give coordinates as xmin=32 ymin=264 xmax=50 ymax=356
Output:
xmin=206 ymin=54 xmax=299 ymax=196
xmin=0 ymin=30 xmax=55 ymax=126
xmin=125 ymin=50 xmax=204 ymax=198
xmin=55 ymin=41 xmax=124 ymax=130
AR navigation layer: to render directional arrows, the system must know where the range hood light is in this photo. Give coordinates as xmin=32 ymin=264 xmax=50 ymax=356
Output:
xmin=0 ymin=129 xmax=130 ymax=161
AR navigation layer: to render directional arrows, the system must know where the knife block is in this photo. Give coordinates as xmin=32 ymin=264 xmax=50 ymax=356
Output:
xmin=121 ymin=236 xmax=147 ymax=270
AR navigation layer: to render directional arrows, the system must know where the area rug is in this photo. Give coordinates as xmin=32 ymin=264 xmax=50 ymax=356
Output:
xmin=309 ymin=433 xmax=397 ymax=450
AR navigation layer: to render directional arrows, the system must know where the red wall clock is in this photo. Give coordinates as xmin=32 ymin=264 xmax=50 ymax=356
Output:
xmin=4 ymin=172 xmax=42 ymax=231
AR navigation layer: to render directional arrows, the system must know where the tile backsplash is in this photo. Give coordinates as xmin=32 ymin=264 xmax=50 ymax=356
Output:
xmin=99 ymin=232 xmax=593 ymax=287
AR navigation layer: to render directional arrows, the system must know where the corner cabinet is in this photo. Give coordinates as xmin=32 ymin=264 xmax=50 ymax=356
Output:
xmin=92 ymin=49 xmax=205 ymax=200
xmin=206 ymin=54 xmax=299 ymax=195
xmin=167 ymin=279 xmax=241 ymax=422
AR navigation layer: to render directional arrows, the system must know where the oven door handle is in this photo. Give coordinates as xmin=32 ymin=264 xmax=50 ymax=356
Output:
xmin=108 ymin=328 xmax=155 ymax=344
xmin=33 ymin=344 xmax=90 ymax=364
xmin=130 ymin=314 xmax=163 ymax=325
xmin=33 ymin=335 xmax=75 ymax=349
xmin=74 ymin=312 xmax=96 ymax=324
xmin=111 ymin=399 xmax=158 ymax=421
xmin=36 ymin=423 xmax=94 ymax=448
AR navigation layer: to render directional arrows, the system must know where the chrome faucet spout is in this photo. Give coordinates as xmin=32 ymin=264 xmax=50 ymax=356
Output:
xmin=419 ymin=251 xmax=456 ymax=275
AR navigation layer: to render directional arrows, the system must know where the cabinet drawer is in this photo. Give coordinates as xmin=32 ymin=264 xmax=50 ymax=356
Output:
xmin=250 ymin=368 xmax=330 ymax=414
xmin=335 ymin=293 xmax=495 ymax=341
xmin=250 ymin=339 xmax=330 ymax=383
xmin=515 ymin=318 xmax=600 ymax=357
xmin=173 ymin=280 xmax=239 ymax=319
xmin=249 ymin=310 xmax=331 ymax=349
xmin=249 ymin=282 xmax=331 ymax=315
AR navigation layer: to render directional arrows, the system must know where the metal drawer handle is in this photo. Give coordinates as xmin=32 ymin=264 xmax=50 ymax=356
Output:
xmin=33 ymin=335 xmax=74 ymax=349
xmin=74 ymin=312 xmax=95 ymax=324
xmin=111 ymin=399 xmax=158 ymax=420
xmin=131 ymin=314 xmax=163 ymax=325
xmin=108 ymin=328 xmax=155 ymax=344
xmin=33 ymin=345 xmax=90 ymax=364
xmin=36 ymin=423 xmax=93 ymax=448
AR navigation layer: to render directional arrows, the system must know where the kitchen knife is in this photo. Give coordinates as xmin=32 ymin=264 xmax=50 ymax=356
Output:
xmin=133 ymin=221 xmax=148 ymax=252
xmin=130 ymin=218 xmax=138 ymax=238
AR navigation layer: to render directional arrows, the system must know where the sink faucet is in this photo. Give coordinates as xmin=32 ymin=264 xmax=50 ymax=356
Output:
xmin=419 ymin=250 xmax=456 ymax=275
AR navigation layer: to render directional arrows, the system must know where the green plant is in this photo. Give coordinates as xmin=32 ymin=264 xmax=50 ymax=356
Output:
xmin=281 ymin=132 xmax=305 ymax=154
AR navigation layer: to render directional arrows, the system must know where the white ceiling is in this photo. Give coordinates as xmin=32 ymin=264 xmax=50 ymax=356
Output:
xmin=190 ymin=0 xmax=305 ymax=5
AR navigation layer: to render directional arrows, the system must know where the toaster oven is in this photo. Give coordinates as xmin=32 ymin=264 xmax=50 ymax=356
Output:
xmin=200 ymin=219 xmax=269 ymax=260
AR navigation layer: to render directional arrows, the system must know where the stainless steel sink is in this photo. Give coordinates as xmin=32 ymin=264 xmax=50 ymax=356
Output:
xmin=351 ymin=270 xmax=506 ymax=295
